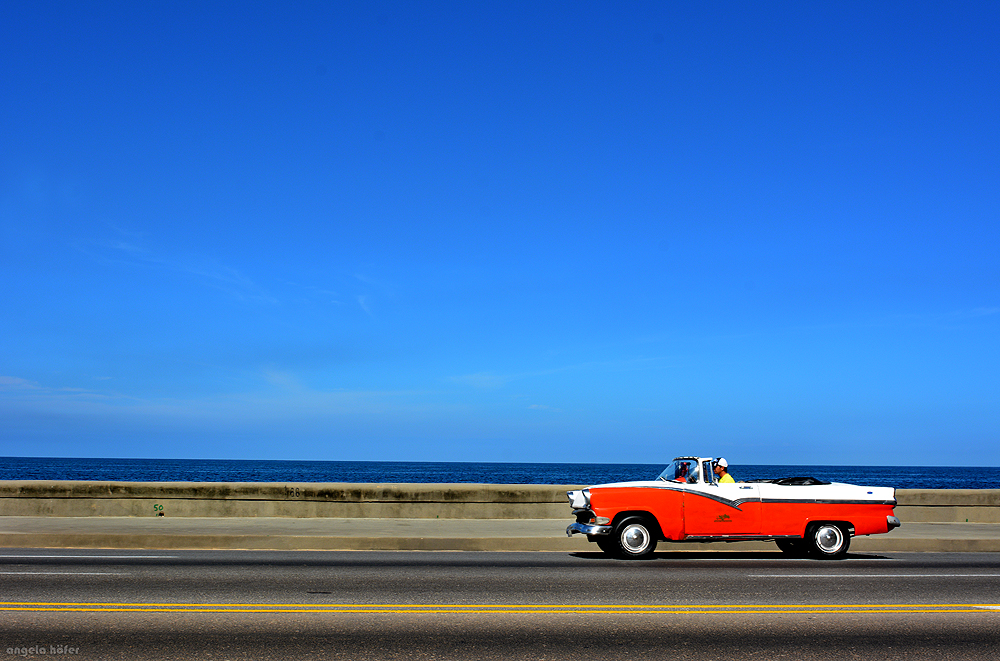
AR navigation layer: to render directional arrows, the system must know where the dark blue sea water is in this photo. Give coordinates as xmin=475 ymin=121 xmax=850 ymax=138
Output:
xmin=1 ymin=457 xmax=996 ymax=489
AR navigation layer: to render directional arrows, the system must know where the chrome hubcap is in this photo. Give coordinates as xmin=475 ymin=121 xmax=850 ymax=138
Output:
xmin=621 ymin=524 xmax=649 ymax=553
xmin=815 ymin=526 xmax=844 ymax=553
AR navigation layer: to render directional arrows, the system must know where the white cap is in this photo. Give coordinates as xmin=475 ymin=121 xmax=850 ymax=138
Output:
xmin=716 ymin=457 xmax=728 ymax=468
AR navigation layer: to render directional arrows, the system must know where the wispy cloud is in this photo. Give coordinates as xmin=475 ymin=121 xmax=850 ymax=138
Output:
xmin=80 ymin=235 xmax=277 ymax=304
xmin=0 ymin=376 xmax=40 ymax=391
xmin=968 ymin=307 xmax=999 ymax=317
xmin=450 ymin=372 xmax=511 ymax=389
xmin=353 ymin=273 xmax=386 ymax=287
xmin=0 ymin=375 xmax=113 ymax=399
xmin=279 ymin=272 xmax=387 ymax=313
xmin=262 ymin=368 xmax=307 ymax=392
xmin=450 ymin=356 xmax=674 ymax=390
xmin=872 ymin=307 xmax=1000 ymax=329
xmin=0 ymin=373 xmax=447 ymax=423
xmin=148 ymin=254 xmax=277 ymax=304
xmin=281 ymin=279 xmax=343 ymax=305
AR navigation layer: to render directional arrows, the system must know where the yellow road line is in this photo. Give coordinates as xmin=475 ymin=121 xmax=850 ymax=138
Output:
xmin=1 ymin=602 xmax=998 ymax=615
xmin=4 ymin=602 xmax=1000 ymax=608
xmin=1 ymin=608 xmax=995 ymax=614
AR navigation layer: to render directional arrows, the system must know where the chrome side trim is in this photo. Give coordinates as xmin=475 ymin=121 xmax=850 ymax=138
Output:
xmin=761 ymin=498 xmax=898 ymax=506
xmin=646 ymin=485 xmax=756 ymax=510
xmin=685 ymin=490 xmax=756 ymax=511
xmin=681 ymin=535 xmax=788 ymax=542
xmin=887 ymin=515 xmax=901 ymax=530
xmin=566 ymin=522 xmax=612 ymax=537
xmin=585 ymin=484 xmax=757 ymax=511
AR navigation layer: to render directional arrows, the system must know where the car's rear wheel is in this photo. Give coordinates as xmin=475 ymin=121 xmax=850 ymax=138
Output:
xmin=806 ymin=523 xmax=850 ymax=559
xmin=611 ymin=517 xmax=658 ymax=559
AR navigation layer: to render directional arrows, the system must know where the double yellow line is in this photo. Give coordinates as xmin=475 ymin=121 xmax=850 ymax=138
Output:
xmin=2 ymin=602 xmax=999 ymax=614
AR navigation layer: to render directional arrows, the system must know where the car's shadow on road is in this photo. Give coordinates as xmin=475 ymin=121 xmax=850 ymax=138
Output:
xmin=570 ymin=551 xmax=893 ymax=561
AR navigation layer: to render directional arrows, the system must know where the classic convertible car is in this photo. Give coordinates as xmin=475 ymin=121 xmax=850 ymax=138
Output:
xmin=566 ymin=456 xmax=900 ymax=559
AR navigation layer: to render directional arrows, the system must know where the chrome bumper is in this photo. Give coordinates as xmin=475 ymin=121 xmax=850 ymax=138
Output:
xmin=887 ymin=515 xmax=901 ymax=531
xmin=566 ymin=522 xmax=612 ymax=537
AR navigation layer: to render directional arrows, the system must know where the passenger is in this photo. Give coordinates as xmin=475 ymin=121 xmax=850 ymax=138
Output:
xmin=675 ymin=462 xmax=689 ymax=483
xmin=714 ymin=458 xmax=735 ymax=484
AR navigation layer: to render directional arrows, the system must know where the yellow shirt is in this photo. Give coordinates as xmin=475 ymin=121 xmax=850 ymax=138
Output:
xmin=718 ymin=473 xmax=735 ymax=484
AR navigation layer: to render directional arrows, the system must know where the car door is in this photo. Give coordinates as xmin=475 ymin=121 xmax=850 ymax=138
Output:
xmin=683 ymin=481 xmax=761 ymax=537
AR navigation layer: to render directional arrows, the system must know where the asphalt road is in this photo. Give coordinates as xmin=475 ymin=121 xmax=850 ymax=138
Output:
xmin=2 ymin=549 xmax=999 ymax=660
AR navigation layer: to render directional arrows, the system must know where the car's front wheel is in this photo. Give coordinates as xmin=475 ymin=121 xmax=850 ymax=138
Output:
xmin=806 ymin=523 xmax=851 ymax=559
xmin=611 ymin=517 xmax=658 ymax=559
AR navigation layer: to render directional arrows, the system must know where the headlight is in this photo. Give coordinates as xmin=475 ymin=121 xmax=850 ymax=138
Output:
xmin=567 ymin=488 xmax=591 ymax=509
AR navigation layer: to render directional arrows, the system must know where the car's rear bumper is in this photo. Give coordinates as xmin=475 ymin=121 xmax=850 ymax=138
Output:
xmin=566 ymin=522 xmax=612 ymax=537
xmin=887 ymin=515 xmax=901 ymax=530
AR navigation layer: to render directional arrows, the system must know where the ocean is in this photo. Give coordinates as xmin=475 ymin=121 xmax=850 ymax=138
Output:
xmin=0 ymin=457 xmax=995 ymax=489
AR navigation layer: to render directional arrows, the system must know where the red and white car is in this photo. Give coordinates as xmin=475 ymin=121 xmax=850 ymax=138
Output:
xmin=566 ymin=456 xmax=900 ymax=559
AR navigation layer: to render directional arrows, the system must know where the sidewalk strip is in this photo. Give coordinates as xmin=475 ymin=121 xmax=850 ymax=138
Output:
xmin=0 ymin=555 xmax=178 ymax=559
xmin=0 ymin=572 xmax=128 ymax=576
xmin=749 ymin=574 xmax=1000 ymax=578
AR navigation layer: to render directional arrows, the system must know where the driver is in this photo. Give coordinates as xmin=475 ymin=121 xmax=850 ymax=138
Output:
xmin=714 ymin=458 xmax=735 ymax=484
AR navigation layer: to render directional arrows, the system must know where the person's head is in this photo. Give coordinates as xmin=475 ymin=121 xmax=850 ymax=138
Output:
xmin=713 ymin=458 xmax=728 ymax=475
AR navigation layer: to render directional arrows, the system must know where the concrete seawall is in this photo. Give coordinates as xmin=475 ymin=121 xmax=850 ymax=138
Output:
xmin=1 ymin=482 xmax=998 ymax=551
xmin=0 ymin=482 xmax=572 ymax=519
xmin=1 ymin=482 xmax=998 ymax=523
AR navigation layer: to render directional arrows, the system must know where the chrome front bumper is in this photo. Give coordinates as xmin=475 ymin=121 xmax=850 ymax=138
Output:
xmin=566 ymin=522 xmax=612 ymax=537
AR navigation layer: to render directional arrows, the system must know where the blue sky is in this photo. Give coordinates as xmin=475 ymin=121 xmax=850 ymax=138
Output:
xmin=2 ymin=2 xmax=997 ymax=465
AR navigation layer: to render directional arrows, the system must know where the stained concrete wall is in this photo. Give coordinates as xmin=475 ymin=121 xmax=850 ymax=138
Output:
xmin=894 ymin=489 xmax=1000 ymax=523
xmin=0 ymin=482 xmax=575 ymax=519
xmin=0 ymin=482 xmax=997 ymax=522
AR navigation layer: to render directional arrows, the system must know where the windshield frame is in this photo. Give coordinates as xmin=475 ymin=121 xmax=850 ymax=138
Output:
xmin=658 ymin=458 xmax=701 ymax=484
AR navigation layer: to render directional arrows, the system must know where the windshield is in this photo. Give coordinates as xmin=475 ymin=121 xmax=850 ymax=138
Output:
xmin=658 ymin=459 xmax=699 ymax=484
